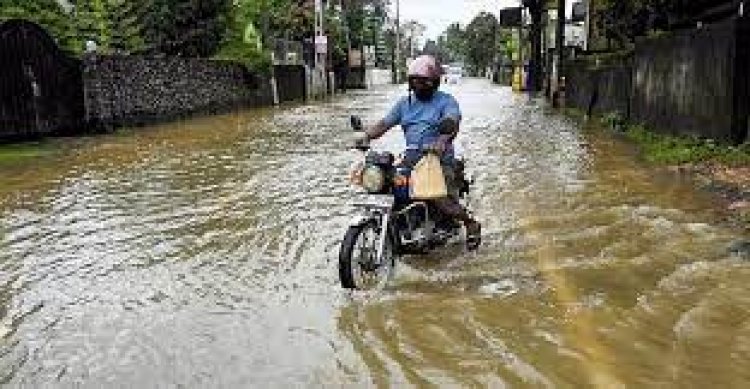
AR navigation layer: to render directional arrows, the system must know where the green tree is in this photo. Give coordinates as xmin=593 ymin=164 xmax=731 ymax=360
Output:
xmin=325 ymin=2 xmax=348 ymax=67
xmin=71 ymin=0 xmax=144 ymax=54
xmin=464 ymin=12 xmax=498 ymax=76
xmin=215 ymin=0 xmax=269 ymax=71
xmin=341 ymin=0 xmax=388 ymax=48
xmin=263 ymin=0 xmax=312 ymax=42
xmin=141 ymin=0 xmax=231 ymax=57
xmin=594 ymin=0 xmax=685 ymax=49
xmin=107 ymin=0 xmax=145 ymax=52
xmin=73 ymin=0 xmax=109 ymax=50
xmin=438 ymin=23 xmax=466 ymax=64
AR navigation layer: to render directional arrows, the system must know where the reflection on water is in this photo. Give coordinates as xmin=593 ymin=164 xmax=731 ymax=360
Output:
xmin=0 ymin=80 xmax=748 ymax=386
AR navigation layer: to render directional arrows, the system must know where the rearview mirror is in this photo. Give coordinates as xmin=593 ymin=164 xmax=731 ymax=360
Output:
xmin=350 ymin=116 xmax=363 ymax=131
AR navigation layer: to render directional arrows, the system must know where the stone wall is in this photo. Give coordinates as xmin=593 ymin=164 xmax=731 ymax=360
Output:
xmin=82 ymin=55 xmax=274 ymax=128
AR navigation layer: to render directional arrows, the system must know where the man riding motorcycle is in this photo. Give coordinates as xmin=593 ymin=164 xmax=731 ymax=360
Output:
xmin=355 ymin=55 xmax=481 ymax=250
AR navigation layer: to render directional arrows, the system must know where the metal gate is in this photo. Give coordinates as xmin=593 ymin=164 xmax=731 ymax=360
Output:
xmin=0 ymin=20 xmax=83 ymax=140
xmin=273 ymin=65 xmax=307 ymax=103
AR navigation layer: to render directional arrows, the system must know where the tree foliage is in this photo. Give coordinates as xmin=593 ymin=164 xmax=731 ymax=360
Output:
xmin=71 ymin=0 xmax=145 ymax=54
xmin=0 ymin=0 xmax=394 ymax=71
xmin=593 ymin=0 xmax=712 ymax=48
xmin=140 ymin=0 xmax=231 ymax=57
xmin=436 ymin=22 xmax=465 ymax=64
xmin=463 ymin=12 xmax=498 ymax=75
xmin=107 ymin=0 xmax=145 ymax=52
xmin=435 ymin=13 xmax=503 ymax=76
xmin=214 ymin=0 xmax=268 ymax=71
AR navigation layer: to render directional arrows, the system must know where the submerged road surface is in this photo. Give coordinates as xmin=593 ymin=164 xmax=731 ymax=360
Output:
xmin=1 ymin=79 xmax=749 ymax=387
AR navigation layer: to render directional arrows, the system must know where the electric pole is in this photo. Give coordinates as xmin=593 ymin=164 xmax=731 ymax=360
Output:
xmin=315 ymin=0 xmax=325 ymax=70
xmin=313 ymin=0 xmax=326 ymax=97
xmin=394 ymin=0 xmax=401 ymax=84
xmin=556 ymin=0 xmax=565 ymax=105
xmin=523 ymin=0 xmax=543 ymax=93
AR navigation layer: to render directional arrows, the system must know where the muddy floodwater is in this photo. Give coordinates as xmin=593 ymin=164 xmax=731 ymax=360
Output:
xmin=1 ymin=79 xmax=749 ymax=387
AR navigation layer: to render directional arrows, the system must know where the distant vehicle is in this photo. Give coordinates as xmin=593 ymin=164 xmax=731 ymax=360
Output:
xmin=444 ymin=66 xmax=463 ymax=84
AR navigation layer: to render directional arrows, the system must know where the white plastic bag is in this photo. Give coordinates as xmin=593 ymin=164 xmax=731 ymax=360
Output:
xmin=410 ymin=154 xmax=447 ymax=199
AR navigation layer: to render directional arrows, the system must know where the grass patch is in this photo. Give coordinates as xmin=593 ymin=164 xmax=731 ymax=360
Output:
xmin=624 ymin=125 xmax=750 ymax=166
xmin=562 ymin=107 xmax=587 ymax=120
xmin=0 ymin=142 xmax=53 ymax=164
xmin=561 ymin=108 xmax=750 ymax=166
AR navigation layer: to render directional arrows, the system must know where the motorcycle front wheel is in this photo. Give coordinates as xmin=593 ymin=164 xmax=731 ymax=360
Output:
xmin=338 ymin=222 xmax=396 ymax=290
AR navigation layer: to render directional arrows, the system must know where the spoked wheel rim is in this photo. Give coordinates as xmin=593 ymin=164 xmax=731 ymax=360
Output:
xmin=350 ymin=225 xmax=394 ymax=290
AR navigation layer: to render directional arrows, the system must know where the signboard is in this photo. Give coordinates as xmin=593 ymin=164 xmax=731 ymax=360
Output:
xmin=499 ymin=7 xmax=523 ymax=27
xmin=314 ymin=35 xmax=327 ymax=54
xmin=349 ymin=49 xmax=363 ymax=68
xmin=546 ymin=11 xmax=586 ymax=49
xmin=572 ymin=1 xmax=587 ymax=23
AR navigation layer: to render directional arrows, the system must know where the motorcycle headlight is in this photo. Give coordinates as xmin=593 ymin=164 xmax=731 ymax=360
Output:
xmin=361 ymin=165 xmax=385 ymax=193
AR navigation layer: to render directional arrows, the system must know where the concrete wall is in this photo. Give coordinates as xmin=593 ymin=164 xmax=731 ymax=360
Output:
xmin=82 ymin=55 xmax=274 ymax=128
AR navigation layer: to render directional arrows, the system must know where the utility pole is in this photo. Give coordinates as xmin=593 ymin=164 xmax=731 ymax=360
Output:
xmin=314 ymin=0 xmax=326 ymax=96
xmin=555 ymin=0 xmax=566 ymax=105
xmin=315 ymin=0 xmax=324 ymax=67
xmin=520 ymin=0 xmax=542 ymax=92
xmin=584 ymin=0 xmax=592 ymax=51
xmin=394 ymin=0 xmax=401 ymax=84
xmin=518 ymin=12 xmax=523 ymax=77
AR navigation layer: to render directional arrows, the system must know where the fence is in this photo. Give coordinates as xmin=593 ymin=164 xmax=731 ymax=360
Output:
xmin=566 ymin=57 xmax=631 ymax=118
xmin=273 ymin=65 xmax=306 ymax=102
xmin=565 ymin=15 xmax=749 ymax=144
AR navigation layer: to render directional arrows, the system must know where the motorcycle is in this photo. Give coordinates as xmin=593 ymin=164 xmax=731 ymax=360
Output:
xmin=339 ymin=116 xmax=475 ymax=290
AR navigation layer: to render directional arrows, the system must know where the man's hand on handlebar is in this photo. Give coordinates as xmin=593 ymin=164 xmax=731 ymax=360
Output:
xmin=353 ymin=133 xmax=370 ymax=151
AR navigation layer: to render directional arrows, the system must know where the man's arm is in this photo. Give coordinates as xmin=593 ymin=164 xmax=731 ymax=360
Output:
xmin=363 ymin=120 xmax=392 ymax=140
xmin=362 ymin=97 xmax=404 ymax=140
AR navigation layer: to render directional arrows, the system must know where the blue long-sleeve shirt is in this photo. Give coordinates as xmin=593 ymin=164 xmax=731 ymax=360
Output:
xmin=382 ymin=91 xmax=462 ymax=164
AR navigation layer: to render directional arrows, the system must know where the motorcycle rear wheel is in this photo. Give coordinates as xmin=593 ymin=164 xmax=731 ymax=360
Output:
xmin=339 ymin=222 xmax=395 ymax=290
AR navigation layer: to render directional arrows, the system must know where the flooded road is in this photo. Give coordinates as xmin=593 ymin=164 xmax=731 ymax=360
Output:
xmin=1 ymin=79 xmax=749 ymax=387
